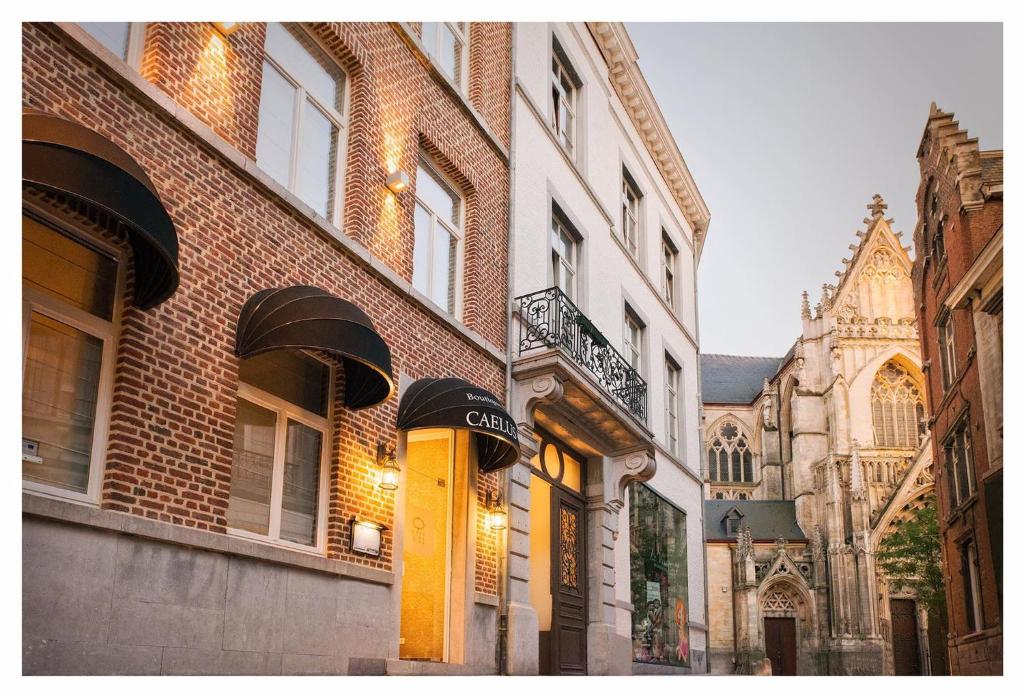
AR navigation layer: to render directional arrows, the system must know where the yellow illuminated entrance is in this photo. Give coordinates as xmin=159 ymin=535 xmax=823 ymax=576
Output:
xmin=400 ymin=429 xmax=454 ymax=661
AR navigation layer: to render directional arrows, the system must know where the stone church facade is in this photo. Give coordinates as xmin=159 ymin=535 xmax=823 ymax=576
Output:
xmin=701 ymin=197 xmax=938 ymax=675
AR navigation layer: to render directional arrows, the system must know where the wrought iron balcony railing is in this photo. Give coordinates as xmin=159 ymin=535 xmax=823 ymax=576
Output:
xmin=515 ymin=287 xmax=648 ymax=423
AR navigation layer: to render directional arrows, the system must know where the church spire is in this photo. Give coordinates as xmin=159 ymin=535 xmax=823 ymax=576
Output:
xmin=867 ymin=193 xmax=887 ymax=219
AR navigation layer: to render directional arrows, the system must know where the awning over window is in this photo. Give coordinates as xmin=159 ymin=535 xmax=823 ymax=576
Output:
xmin=22 ymin=110 xmax=180 ymax=309
xmin=235 ymin=285 xmax=395 ymax=410
xmin=397 ymin=377 xmax=521 ymax=473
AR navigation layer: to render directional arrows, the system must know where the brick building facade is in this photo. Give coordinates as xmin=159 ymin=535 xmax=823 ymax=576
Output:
xmin=22 ymin=21 xmax=514 ymax=674
xmin=912 ymin=104 xmax=1002 ymax=675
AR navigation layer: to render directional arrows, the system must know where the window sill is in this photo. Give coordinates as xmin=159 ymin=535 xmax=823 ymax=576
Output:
xmin=23 ymin=491 xmax=395 ymax=586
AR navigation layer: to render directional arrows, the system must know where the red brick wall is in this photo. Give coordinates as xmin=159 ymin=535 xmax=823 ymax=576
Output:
xmin=912 ymin=111 xmax=1002 ymax=674
xmin=22 ymin=21 xmax=509 ymax=592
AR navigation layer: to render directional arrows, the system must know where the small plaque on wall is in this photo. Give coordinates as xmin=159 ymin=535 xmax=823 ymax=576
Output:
xmin=350 ymin=518 xmax=384 ymax=557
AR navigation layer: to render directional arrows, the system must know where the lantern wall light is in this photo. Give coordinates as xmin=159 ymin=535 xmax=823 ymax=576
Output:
xmin=377 ymin=442 xmax=400 ymax=491
xmin=485 ymin=488 xmax=507 ymax=531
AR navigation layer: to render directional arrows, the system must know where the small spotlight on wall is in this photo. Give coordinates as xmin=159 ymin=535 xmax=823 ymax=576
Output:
xmin=212 ymin=22 xmax=240 ymax=37
xmin=485 ymin=489 xmax=507 ymax=531
xmin=386 ymin=170 xmax=410 ymax=195
xmin=377 ymin=442 xmax=400 ymax=491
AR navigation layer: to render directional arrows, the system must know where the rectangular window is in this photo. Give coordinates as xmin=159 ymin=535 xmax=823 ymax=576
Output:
xmin=944 ymin=419 xmax=975 ymax=508
xmin=78 ymin=22 xmax=146 ymax=66
xmin=938 ymin=312 xmax=957 ymax=390
xmin=661 ymin=233 xmax=677 ymax=309
xmin=621 ymin=170 xmax=641 ymax=260
xmin=551 ymin=43 xmax=578 ymax=157
xmin=413 ymin=158 xmax=463 ymax=316
xmin=623 ymin=306 xmax=644 ymax=374
xmin=257 ymin=23 xmax=346 ymax=221
xmin=628 ymin=483 xmax=690 ymax=668
xmin=228 ymin=349 xmax=331 ymax=549
xmin=22 ymin=215 xmax=118 ymax=500
xmin=551 ymin=212 xmax=577 ymax=301
xmin=420 ymin=22 xmax=468 ymax=90
xmin=961 ymin=541 xmax=982 ymax=633
xmin=665 ymin=357 xmax=681 ymax=457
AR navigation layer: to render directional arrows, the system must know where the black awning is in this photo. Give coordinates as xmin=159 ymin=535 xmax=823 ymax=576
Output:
xmin=22 ymin=110 xmax=180 ymax=309
xmin=397 ymin=377 xmax=521 ymax=473
xmin=235 ymin=285 xmax=395 ymax=410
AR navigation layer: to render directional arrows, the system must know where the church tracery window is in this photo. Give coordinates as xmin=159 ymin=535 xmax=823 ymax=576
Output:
xmin=871 ymin=360 xmax=926 ymax=448
xmin=707 ymin=420 xmax=754 ymax=482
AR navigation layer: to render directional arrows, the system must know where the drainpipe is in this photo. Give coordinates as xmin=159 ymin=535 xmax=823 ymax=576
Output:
xmin=692 ymin=242 xmax=712 ymax=674
xmin=497 ymin=21 xmax=519 ymax=677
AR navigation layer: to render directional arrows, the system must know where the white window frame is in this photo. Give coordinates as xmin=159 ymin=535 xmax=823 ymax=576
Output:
xmin=21 ymin=213 xmax=123 ymax=505
xmin=420 ymin=22 xmax=470 ymax=92
xmin=551 ymin=213 xmax=578 ymax=301
xmin=413 ymin=157 xmax=465 ymax=318
xmin=661 ymin=233 xmax=677 ymax=310
xmin=665 ymin=357 xmax=681 ymax=457
xmin=945 ymin=419 xmax=976 ymax=508
xmin=964 ymin=542 xmax=983 ymax=633
xmin=77 ymin=22 xmax=147 ymax=69
xmin=258 ymin=23 xmax=348 ymax=227
xmin=551 ymin=47 xmax=578 ymax=158
xmin=621 ymin=172 xmax=641 ymax=260
xmin=938 ymin=311 xmax=957 ymax=390
xmin=623 ymin=307 xmax=644 ymax=375
xmin=228 ymin=356 xmax=333 ymax=554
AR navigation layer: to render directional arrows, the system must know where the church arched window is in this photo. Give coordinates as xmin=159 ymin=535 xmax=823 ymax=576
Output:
xmin=871 ymin=360 xmax=926 ymax=448
xmin=707 ymin=420 xmax=755 ymax=482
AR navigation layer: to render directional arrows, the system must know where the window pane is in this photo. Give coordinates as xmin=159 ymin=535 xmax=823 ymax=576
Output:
xmin=412 ymin=203 xmax=432 ymax=297
xmin=256 ymin=61 xmax=297 ymax=188
xmin=228 ymin=399 xmax=277 ymax=536
xmin=421 ymin=22 xmax=439 ymax=55
xmin=264 ymin=23 xmax=343 ymax=112
xmin=238 ymin=350 xmax=330 ymax=417
xmin=296 ymin=100 xmax=337 ymax=218
xmin=431 ymin=224 xmax=455 ymax=312
xmin=416 ymin=163 xmax=459 ymax=227
xmin=279 ymin=420 xmax=323 ymax=545
xmin=23 ymin=216 xmax=117 ymax=320
xmin=79 ymin=22 xmax=131 ymax=60
xmin=22 ymin=313 xmax=103 ymax=493
xmin=439 ymin=24 xmax=461 ymax=82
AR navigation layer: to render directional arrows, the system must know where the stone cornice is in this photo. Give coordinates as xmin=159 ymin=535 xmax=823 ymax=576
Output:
xmin=587 ymin=22 xmax=711 ymax=257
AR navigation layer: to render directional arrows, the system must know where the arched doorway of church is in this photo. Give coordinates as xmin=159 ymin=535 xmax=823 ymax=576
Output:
xmin=890 ymin=598 xmax=922 ymax=675
xmin=760 ymin=586 xmax=803 ymax=675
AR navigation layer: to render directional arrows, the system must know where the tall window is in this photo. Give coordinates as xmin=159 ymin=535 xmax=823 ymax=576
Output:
xmin=707 ymin=420 xmax=753 ymax=483
xmin=22 ymin=215 xmax=118 ymax=500
xmin=78 ymin=22 xmax=146 ymax=66
xmin=925 ymin=179 xmax=946 ymax=266
xmin=938 ymin=312 xmax=957 ymax=390
xmin=661 ymin=233 xmax=677 ymax=309
xmin=870 ymin=360 xmax=926 ymax=448
xmin=961 ymin=541 xmax=982 ymax=633
xmin=421 ymin=22 xmax=468 ymax=89
xmin=257 ymin=22 xmax=346 ymax=221
xmin=628 ymin=483 xmax=690 ymax=667
xmin=621 ymin=170 xmax=641 ymax=259
xmin=623 ymin=306 xmax=644 ymax=374
xmin=228 ymin=350 xmax=331 ymax=549
xmin=413 ymin=158 xmax=463 ymax=315
xmin=551 ymin=212 xmax=577 ymax=300
xmin=665 ymin=357 xmax=681 ymax=457
xmin=551 ymin=43 xmax=578 ymax=157
xmin=944 ymin=419 xmax=976 ymax=509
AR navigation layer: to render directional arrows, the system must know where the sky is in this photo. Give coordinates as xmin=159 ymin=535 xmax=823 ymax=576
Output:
xmin=627 ymin=22 xmax=1003 ymax=358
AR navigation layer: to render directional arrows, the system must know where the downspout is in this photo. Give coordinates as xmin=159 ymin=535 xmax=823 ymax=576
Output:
xmin=692 ymin=236 xmax=712 ymax=674
xmin=497 ymin=21 xmax=518 ymax=677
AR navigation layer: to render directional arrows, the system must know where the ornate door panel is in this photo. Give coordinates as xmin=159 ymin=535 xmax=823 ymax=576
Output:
xmin=551 ymin=489 xmax=587 ymax=675
xmin=891 ymin=599 xmax=922 ymax=675
xmin=764 ymin=617 xmax=797 ymax=675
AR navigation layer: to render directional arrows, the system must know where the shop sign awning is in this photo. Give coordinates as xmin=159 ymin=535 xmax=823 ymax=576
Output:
xmin=397 ymin=377 xmax=521 ymax=473
xmin=22 ymin=110 xmax=180 ymax=309
xmin=235 ymin=285 xmax=395 ymax=409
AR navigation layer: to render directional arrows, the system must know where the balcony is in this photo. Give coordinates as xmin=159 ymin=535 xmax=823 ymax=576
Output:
xmin=515 ymin=287 xmax=647 ymax=424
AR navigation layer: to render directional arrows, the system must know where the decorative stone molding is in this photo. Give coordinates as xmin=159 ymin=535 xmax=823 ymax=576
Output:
xmin=606 ymin=448 xmax=657 ymax=511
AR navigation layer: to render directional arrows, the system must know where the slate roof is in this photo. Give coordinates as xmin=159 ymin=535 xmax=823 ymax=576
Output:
xmin=981 ymin=150 xmax=1003 ymax=186
xmin=704 ymin=499 xmax=808 ymax=542
xmin=700 ymin=354 xmax=783 ymax=404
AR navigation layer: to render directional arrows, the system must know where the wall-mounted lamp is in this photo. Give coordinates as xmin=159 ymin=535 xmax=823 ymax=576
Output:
xmin=212 ymin=22 xmax=240 ymax=37
xmin=385 ymin=170 xmax=410 ymax=195
xmin=350 ymin=518 xmax=385 ymax=557
xmin=377 ymin=442 xmax=400 ymax=491
xmin=485 ymin=489 xmax=507 ymax=531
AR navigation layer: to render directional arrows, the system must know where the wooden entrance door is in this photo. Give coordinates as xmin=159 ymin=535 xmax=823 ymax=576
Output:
xmin=763 ymin=617 xmax=797 ymax=675
xmin=891 ymin=599 xmax=922 ymax=675
xmin=549 ymin=488 xmax=587 ymax=674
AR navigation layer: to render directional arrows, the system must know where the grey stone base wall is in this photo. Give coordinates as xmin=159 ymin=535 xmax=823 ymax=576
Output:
xmin=23 ymin=515 xmax=394 ymax=675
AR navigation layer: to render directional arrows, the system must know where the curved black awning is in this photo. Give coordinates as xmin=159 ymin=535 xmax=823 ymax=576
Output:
xmin=22 ymin=110 xmax=180 ymax=309
xmin=235 ymin=286 xmax=395 ymax=410
xmin=397 ymin=377 xmax=521 ymax=473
